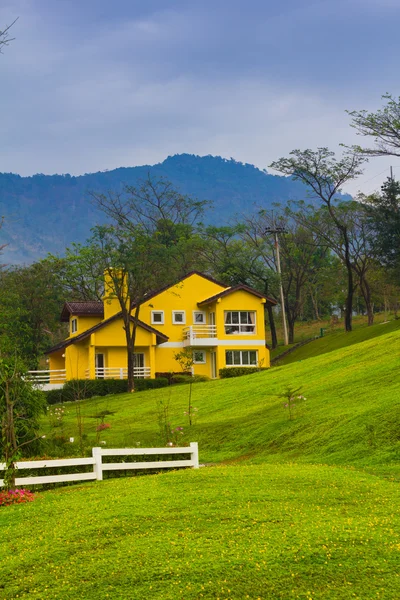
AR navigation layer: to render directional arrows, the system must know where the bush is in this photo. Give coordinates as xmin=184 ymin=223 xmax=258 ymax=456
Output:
xmin=192 ymin=374 xmax=210 ymax=383
xmin=45 ymin=377 xmax=169 ymax=404
xmin=170 ymin=374 xmax=193 ymax=385
xmin=155 ymin=371 xmax=192 ymax=384
xmin=219 ymin=367 xmax=269 ymax=379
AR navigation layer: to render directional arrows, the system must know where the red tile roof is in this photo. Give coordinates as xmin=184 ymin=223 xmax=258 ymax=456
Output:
xmin=60 ymin=301 xmax=104 ymax=322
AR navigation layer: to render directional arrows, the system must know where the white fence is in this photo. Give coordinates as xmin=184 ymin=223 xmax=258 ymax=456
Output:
xmin=27 ymin=369 xmax=66 ymax=383
xmin=92 ymin=366 xmax=151 ymax=379
xmin=0 ymin=443 xmax=199 ymax=488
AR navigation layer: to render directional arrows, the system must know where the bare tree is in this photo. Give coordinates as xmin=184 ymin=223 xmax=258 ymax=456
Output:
xmin=0 ymin=19 xmax=17 ymax=54
xmin=270 ymin=148 xmax=365 ymax=332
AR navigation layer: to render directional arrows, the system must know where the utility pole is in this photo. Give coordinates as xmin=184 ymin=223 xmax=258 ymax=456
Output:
xmin=265 ymin=225 xmax=289 ymax=346
xmin=390 ymin=166 xmax=394 ymax=181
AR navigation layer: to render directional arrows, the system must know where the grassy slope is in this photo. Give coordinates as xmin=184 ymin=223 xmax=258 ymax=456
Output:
xmin=2 ymin=324 xmax=400 ymax=599
xmin=277 ymin=318 xmax=400 ymax=365
xmin=42 ymin=326 xmax=400 ymax=477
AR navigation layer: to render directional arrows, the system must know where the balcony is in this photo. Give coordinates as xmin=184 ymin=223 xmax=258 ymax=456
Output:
xmin=182 ymin=325 xmax=217 ymax=347
xmin=90 ymin=367 xmax=151 ymax=380
xmin=27 ymin=369 xmax=66 ymax=384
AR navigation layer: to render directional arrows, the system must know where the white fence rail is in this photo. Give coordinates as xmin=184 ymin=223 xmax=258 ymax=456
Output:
xmin=27 ymin=369 xmax=66 ymax=383
xmin=0 ymin=443 xmax=199 ymax=488
xmin=182 ymin=325 xmax=217 ymax=346
xmin=94 ymin=366 xmax=151 ymax=379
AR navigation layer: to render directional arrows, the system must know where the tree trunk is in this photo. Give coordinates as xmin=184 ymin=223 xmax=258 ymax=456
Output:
xmin=360 ymin=277 xmax=374 ymax=326
xmin=266 ymin=303 xmax=278 ymax=349
xmin=124 ymin=304 xmax=141 ymax=393
xmin=343 ymin=244 xmax=354 ymax=332
xmin=310 ymin=290 xmax=321 ymax=321
xmin=288 ymin=319 xmax=295 ymax=344
xmin=4 ymin=381 xmax=17 ymax=491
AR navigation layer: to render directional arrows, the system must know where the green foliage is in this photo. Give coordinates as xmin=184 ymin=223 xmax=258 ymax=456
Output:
xmin=219 ymin=366 xmax=268 ymax=378
xmin=45 ymin=378 xmax=169 ymax=404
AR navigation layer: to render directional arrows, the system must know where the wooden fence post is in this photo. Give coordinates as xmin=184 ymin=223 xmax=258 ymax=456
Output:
xmin=92 ymin=447 xmax=103 ymax=480
xmin=190 ymin=442 xmax=199 ymax=469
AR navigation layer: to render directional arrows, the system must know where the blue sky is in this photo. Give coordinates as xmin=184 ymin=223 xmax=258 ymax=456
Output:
xmin=1 ymin=0 xmax=400 ymax=194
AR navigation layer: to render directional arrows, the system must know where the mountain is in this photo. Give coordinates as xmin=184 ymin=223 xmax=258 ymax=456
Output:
xmin=0 ymin=154 xmax=330 ymax=264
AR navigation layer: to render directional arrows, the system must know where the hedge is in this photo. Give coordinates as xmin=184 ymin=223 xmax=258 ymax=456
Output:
xmin=219 ymin=367 xmax=268 ymax=379
xmin=45 ymin=377 xmax=169 ymax=405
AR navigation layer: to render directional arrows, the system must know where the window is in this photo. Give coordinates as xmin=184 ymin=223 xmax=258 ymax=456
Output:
xmin=151 ymin=311 xmax=164 ymax=325
xmin=172 ymin=310 xmax=186 ymax=324
xmin=193 ymin=350 xmax=206 ymax=364
xmin=71 ymin=318 xmax=78 ymax=334
xmin=225 ymin=350 xmax=258 ymax=366
xmin=224 ymin=311 xmax=256 ymax=334
xmin=193 ymin=311 xmax=206 ymax=324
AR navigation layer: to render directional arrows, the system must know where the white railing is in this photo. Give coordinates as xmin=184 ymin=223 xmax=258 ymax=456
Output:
xmin=27 ymin=369 xmax=66 ymax=383
xmin=183 ymin=325 xmax=217 ymax=346
xmin=94 ymin=367 xmax=151 ymax=379
xmin=0 ymin=443 xmax=199 ymax=488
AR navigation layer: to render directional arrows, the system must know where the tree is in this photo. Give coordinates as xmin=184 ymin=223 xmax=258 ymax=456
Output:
xmin=348 ymin=94 xmax=400 ymax=157
xmin=0 ymin=19 xmax=17 ymax=54
xmin=88 ymin=176 xmax=208 ymax=392
xmin=0 ymin=354 xmax=46 ymax=490
xmin=270 ymin=148 xmax=365 ymax=331
xmin=0 ymin=261 xmax=66 ymax=367
xmin=360 ymin=177 xmax=400 ymax=276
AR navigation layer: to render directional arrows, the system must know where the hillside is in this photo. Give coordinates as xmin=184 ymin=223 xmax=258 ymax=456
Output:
xmin=43 ymin=325 xmax=400 ymax=478
xmin=0 ymin=154 xmax=345 ymax=264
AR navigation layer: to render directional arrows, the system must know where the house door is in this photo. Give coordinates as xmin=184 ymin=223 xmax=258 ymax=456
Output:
xmin=134 ymin=353 xmax=145 ymax=377
xmin=210 ymin=352 xmax=217 ymax=379
xmin=95 ymin=353 xmax=105 ymax=378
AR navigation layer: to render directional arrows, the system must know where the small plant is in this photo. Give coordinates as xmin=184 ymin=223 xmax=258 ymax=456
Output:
xmin=48 ymin=405 xmax=66 ymax=428
xmin=280 ymin=386 xmax=306 ymax=421
xmin=174 ymin=349 xmax=196 ymax=426
xmin=96 ymin=423 xmax=111 ymax=432
xmin=0 ymin=488 xmax=35 ymax=507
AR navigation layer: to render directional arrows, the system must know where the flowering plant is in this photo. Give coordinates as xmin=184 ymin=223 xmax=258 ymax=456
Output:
xmin=280 ymin=386 xmax=307 ymax=420
xmin=96 ymin=423 xmax=111 ymax=432
xmin=0 ymin=489 xmax=35 ymax=507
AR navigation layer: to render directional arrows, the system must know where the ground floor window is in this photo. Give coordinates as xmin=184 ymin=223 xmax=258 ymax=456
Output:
xmin=225 ymin=350 xmax=258 ymax=366
xmin=193 ymin=350 xmax=206 ymax=364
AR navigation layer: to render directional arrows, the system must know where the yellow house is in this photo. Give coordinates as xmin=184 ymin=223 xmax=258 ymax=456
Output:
xmin=46 ymin=271 xmax=276 ymax=382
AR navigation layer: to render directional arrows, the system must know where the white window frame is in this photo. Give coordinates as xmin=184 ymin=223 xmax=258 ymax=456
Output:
xmin=172 ymin=310 xmax=186 ymax=325
xmin=193 ymin=311 xmax=206 ymax=324
xmin=71 ymin=318 xmax=78 ymax=334
xmin=151 ymin=310 xmax=165 ymax=325
xmin=225 ymin=350 xmax=258 ymax=367
xmin=224 ymin=311 xmax=256 ymax=335
xmin=193 ymin=350 xmax=206 ymax=364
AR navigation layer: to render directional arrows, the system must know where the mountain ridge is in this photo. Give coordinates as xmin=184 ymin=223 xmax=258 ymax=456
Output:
xmin=0 ymin=153 xmax=339 ymax=264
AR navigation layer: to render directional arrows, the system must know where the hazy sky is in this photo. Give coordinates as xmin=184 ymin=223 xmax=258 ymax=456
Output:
xmin=1 ymin=0 xmax=400 ymax=194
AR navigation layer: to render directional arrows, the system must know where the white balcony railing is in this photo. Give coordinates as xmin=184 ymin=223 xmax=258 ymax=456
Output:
xmin=94 ymin=367 xmax=151 ymax=380
xmin=182 ymin=325 xmax=217 ymax=346
xmin=27 ymin=369 xmax=66 ymax=383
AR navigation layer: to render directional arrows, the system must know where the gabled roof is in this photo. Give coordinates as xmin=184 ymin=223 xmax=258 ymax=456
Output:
xmin=46 ymin=315 xmax=168 ymax=355
xmin=133 ymin=270 xmax=227 ymax=307
xmin=197 ymin=284 xmax=277 ymax=307
xmin=61 ymin=301 xmax=104 ymax=322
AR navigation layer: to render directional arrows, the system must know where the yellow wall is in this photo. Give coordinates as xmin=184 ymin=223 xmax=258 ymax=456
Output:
xmin=139 ymin=273 xmax=226 ymax=342
xmin=65 ymin=341 xmax=90 ymax=380
xmin=69 ymin=316 xmax=101 ymax=338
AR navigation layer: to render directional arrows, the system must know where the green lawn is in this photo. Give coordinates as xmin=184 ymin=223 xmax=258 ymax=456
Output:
xmin=1 ymin=464 xmax=399 ymax=599
xmin=1 ymin=324 xmax=400 ymax=599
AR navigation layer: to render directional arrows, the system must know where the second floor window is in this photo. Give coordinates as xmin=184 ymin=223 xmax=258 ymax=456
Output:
xmin=71 ymin=318 xmax=78 ymax=334
xmin=224 ymin=311 xmax=256 ymax=334
xmin=172 ymin=311 xmax=186 ymax=324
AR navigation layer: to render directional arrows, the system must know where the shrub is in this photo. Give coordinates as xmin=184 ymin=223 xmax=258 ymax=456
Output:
xmin=219 ymin=367 xmax=269 ymax=379
xmin=170 ymin=374 xmax=193 ymax=385
xmin=0 ymin=489 xmax=35 ymax=507
xmin=192 ymin=374 xmax=210 ymax=383
xmin=155 ymin=372 xmax=192 ymax=384
xmin=45 ymin=377 xmax=168 ymax=404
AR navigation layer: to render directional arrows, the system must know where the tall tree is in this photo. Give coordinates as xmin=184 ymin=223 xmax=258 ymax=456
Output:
xmin=270 ymin=148 xmax=365 ymax=331
xmin=88 ymin=176 xmax=208 ymax=392
xmin=348 ymin=94 xmax=400 ymax=157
